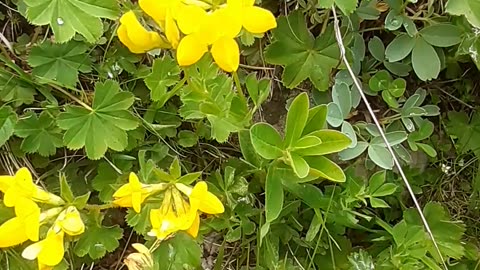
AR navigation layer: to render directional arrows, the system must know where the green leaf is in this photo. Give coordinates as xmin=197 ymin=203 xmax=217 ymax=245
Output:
xmin=177 ymin=172 xmax=202 ymax=185
xmin=412 ymin=37 xmax=440 ymax=81
xmin=245 ymin=74 xmax=271 ymax=107
xmin=238 ymin=129 xmax=263 ymax=167
xmin=369 ymin=70 xmax=392 ymax=92
xmin=303 ymin=105 xmax=328 ymax=135
xmin=369 ymin=197 xmax=389 ymax=208
xmin=417 ymin=143 xmax=437 ymax=157
xmin=281 ymin=178 xmax=325 ymax=209
xmin=419 ymin=24 xmax=462 ymax=47
xmin=341 ymin=121 xmax=357 ymax=148
xmin=381 ymin=91 xmax=399 ymax=108
xmin=368 ymin=145 xmax=394 ymax=169
xmin=372 ymin=183 xmax=397 ymax=197
xmin=388 ymin=78 xmax=406 ymax=97
xmin=339 ymin=141 xmax=368 ymax=160
xmin=385 ymin=10 xmax=403 ymax=31
xmin=305 ymin=156 xmax=346 ymax=182
xmin=385 ymin=61 xmax=412 ymax=77
xmin=0 ymin=73 xmax=36 ymax=106
xmin=170 ymin=157 xmax=181 ymax=179
xmin=145 ymin=56 xmax=180 ymax=103
xmin=306 ymin=212 xmax=322 ymax=242
xmin=409 ymin=120 xmax=434 ymax=141
xmin=326 ymin=102 xmax=344 ymax=127
xmin=14 ymin=111 xmax=63 ymax=156
xmin=385 ymin=34 xmax=415 ymax=62
xmin=154 ymin=233 xmax=202 ymax=270
xmin=295 ymin=130 xmax=351 ymax=156
xmin=446 ymin=0 xmax=480 ymax=28
xmin=225 ymin=226 xmax=242 ymax=242
xmin=250 ymin=123 xmax=284 ymax=160
xmin=285 ymin=92 xmax=309 ymax=147
xmin=0 ymin=107 xmax=17 ymax=147
xmin=368 ymin=170 xmax=386 ymax=193
xmin=59 ymin=173 xmax=74 ymax=202
xmin=405 ymin=202 xmax=466 ymax=261
xmin=74 ymin=224 xmax=123 ymax=260
xmin=288 ymin=152 xmax=310 ymax=178
xmin=265 ymin=11 xmax=341 ymax=91
xmin=126 ymin=204 xmax=156 ymax=235
xmin=266 ymin=165 xmax=284 ymax=223
xmin=57 ymin=80 xmax=139 ymax=160
xmin=72 ymin=192 xmax=90 ymax=209
xmin=177 ymin=130 xmax=198 ymax=147
xmin=28 ymin=41 xmax=91 ymax=87
xmin=368 ymin=36 xmax=385 ymax=62
xmin=23 ymin=0 xmax=119 ymax=43
xmin=370 ymin=131 xmax=408 ymax=147
xmin=291 ymin=135 xmax=322 ymax=150
xmin=92 ymin=162 xmax=121 ymax=202
xmin=318 ymin=0 xmax=358 ymax=15
xmin=332 ymin=82 xmax=351 ymax=118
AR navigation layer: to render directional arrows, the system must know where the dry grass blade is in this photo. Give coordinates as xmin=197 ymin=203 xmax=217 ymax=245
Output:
xmin=330 ymin=5 xmax=448 ymax=269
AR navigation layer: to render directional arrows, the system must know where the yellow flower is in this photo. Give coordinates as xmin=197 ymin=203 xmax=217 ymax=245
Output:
xmin=0 ymin=198 xmax=40 ymax=247
xmin=176 ymin=181 xmax=224 ymax=238
xmin=22 ymin=227 xmax=65 ymax=270
xmin=139 ymin=0 xmax=181 ymax=48
xmin=226 ymin=0 xmax=277 ymax=34
xmin=56 ymin=206 xmax=85 ymax=236
xmin=175 ymin=7 xmax=240 ymax=72
xmin=1 ymin=167 xmax=64 ymax=207
xmin=113 ymin=173 xmax=155 ymax=213
xmin=124 ymin=243 xmax=154 ymax=270
xmin=148 ymin=188 xmax=197 ymax=240
xmin=175 ymin=0 xmax=276 ymax=72
xmin=117 ymin=11 xmax=169 ymax=54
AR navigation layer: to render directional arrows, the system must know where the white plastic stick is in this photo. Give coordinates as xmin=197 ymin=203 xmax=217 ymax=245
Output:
xmin=331 ymin=6 xmax=448 ymax=269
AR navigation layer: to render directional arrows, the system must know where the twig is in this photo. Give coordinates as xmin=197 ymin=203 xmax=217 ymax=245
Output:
xmin=331 ymin=5 xmax=448 ymax=269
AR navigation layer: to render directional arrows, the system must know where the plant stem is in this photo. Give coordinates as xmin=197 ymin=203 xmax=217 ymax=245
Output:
xmin=49 ymin=83 xmax=93 ymax=111
xmin=84 ymin=203 xmax=117 ymax=211
xmin=233 ymin=71 xmax=246 ymax=104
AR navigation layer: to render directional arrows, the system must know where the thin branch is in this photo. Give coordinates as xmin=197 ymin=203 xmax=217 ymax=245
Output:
xmin=331 ymin=5 xmax=448 ymax=269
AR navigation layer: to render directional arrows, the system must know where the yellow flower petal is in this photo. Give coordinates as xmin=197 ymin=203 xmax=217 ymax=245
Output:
xmin=185 ymin=213 xmax=200 ymax=238
xmin=176 ymin=34 xmax=208 ymax=66
xmin=214 ymin=7 xmax=242 ymax=39
xmin=138 ymin=0 xmax=171 ymax=23
xmin=129 ymin=172 xmax=142 ymax=190
xmin=112 ymin=183 xmax=132 ymax=198
xmin=176 ymin=5 xmax=207 ymax=35
xmin=0 ymin=217 xmax=29 ymax=247
xmin=189 ymin=182 xmax=225 ymax=214
xmin=132 ymin=192 xmax=143 ymax=213
xmin=117 ymin=25 xmax=144 ymax=54
xmin=15 ymin=197 xmax=40 ymax=241
xmin=242 ymin=6 xmax=277 ymax=34
xmin=165 ymin=12 xmax=180 ymax=49
xmin=0 ymin=175 xmax=12 ymax=192
xmin=211 ymin=37 xmax=240 ymax=72
xmin=118 ymin=11 xmax=165 ymax=54
xmin=57 ymin=207 xmax=85 ymax=236
xmin=22 ymin=229 xmax=65 ymax=267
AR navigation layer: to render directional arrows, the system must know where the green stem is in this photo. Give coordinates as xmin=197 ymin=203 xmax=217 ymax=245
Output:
xmin=164 ymin=76 xmax=187 ymax=102
xmin=84 ymin=203 xmax=117 ymax=211
xmin=232 ymin=71 xmax=246 ymax=104
xmin=49 ymin=84 xmax=93 ymax=111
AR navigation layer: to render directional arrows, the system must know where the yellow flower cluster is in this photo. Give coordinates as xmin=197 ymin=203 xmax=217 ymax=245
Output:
xmin=112 ymin=173 xmax=224 ymax=241
xmin=0 ymin=168 xmax=85 ymax=270
xmin=117 ymin=0 xmax=277 ymax=72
